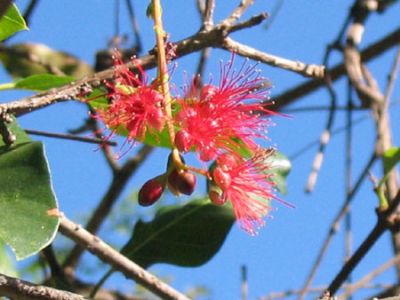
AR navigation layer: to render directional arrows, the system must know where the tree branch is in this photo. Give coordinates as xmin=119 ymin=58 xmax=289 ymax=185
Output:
xmin=59 ymin=215 xmax=190 ymax=300
xmin=272 ymin=28 xmax=400 ymax=111
xmin=0 ymin=272 xmax=87 ymax=300
xmin=325 ymin=189 xmax=400 ymax=296
xmin=222 ymin=37 xmax=325 ymax=78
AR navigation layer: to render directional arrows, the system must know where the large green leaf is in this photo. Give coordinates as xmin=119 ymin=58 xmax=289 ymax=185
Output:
xmin=121 ymin=199 xmax=234 ymax=268
xmin=0 ymin=120 xmax=59 ymax=260
xmin=0 ymin=4 xmax=28 ymax=41
xmin=15 ymin=74 xmax=75 ymax=91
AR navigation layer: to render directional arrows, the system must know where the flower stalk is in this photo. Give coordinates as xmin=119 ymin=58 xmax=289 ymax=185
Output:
xmin=152 ymin=0 xmax=176 ymax=148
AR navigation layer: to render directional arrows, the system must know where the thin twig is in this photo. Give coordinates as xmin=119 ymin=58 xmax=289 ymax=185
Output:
xmin=59 ymin=215 xmax=190 ymax=300
xmin=264 ymin=0 xmax=284 ymax=30
xmin=304 ymin=16 xmax=346 ymax=193
xmin=25 ymin=128 xmax=117 ymax=146
xmin=223 ymin=38 xmax=325 ymax=79
xmin=304 ymin=75 xmax=336 ymax=193
xmin=260 ymin=283 xmax=390 ymax=300
xmin=63 ymin=145 xmax=153 ymax=271
xmin=383 ymin=46 xmax=400 ymax=110
xmin=241 ymin=265 xmax=248 ymax=300
xmin=343 ymin=80 xmax=354 ymax=298
xmin=298 ymin=152 xmax=377 ymax=299
xmin=125 ymin=0 xmax=143 ymax=53
xmin=23 ymin=0 xmax=40 ymax=26
xmin=282 ymin=105 xmax=366 ymax=113
xmin=289 ymin=113 xmax=370 ymax=161
xmin=325 ymin=189 xmax=400 ymax=296
xmin=0 ymin=272 xmax=87 ymax=300
xmin=271 ymin=28 xmax=400 ymax=111
xmin=223 ymin=0 xmax=255 ymax=26
xmin=340 ymin=253 xmax=400 ymax=299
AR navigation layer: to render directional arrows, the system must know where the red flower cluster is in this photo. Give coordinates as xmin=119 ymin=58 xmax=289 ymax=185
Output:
xmin=96 ymin=54 xmax=165 ymax=142
xmin=92 ymin=53 xmax=286 ymax=234
xmin=175 ymin=59 xmax=273 ymax=161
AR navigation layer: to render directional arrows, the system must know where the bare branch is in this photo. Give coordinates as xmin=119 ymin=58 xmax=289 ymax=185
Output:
xmin=0 ymin=272 xmax=87 ymax=300
xmin=222 ymin=38 xmax=325 ymax=78
xmin=223 ymin=0 xmax=255 ymax=27
xmin=272 ymin=28 xmax=400 ymax=111
xmin=298 ymin=152 xmax=377 ymax=299
xmin=25 ymin=128 xmax=117 ymax=146
xmin=340 ymin=253 xmax=400 ymax=299
xmin=59 ymin=215 xmax=190 ymax=300
xmin=325 ymin=189 xmax=400 ymax=296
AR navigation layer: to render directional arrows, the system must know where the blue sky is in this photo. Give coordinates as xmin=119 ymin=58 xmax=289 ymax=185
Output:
xmin=2 ymin=1 xmax=400 ymax=299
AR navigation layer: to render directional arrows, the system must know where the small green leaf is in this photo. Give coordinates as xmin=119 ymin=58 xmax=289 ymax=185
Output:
xmin=121 ymin=199 xmax=234 ymax=268
xmin=383 ymin=147 xmax=400 ymax=175
xmin=146 ymin=2 xmax=155 ymax=18
xmin=0 ymin=4 xmax=28 ymax=41
xmin=0 ymin=119 xmax=59 ymax=260
xmin=15 ymin=74 xmax=75 ymax=91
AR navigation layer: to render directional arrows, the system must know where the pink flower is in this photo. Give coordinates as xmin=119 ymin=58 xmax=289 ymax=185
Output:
xmin=210 ymin=149 xmax=287 ymax=235
xmin=96 ymin=52 xmax=165 ymax=142
xmin=175 ymin=57 xmax=275 ymax=161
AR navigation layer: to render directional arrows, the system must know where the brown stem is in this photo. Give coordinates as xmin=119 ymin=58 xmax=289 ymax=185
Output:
xmin=59 ymin=215 xmax=190 ymax=300
xmin=271 ymin=28 xmax=400 ymax=111
xmin=24 ymin=128 xmax=116 ymax=146
xmin=0 ymin=272 xmax=86 ymax=300
xmin=325 ymin=189 xmax=400 ymax=296
xmin=298 ymin=152 xmax=377 ymax=299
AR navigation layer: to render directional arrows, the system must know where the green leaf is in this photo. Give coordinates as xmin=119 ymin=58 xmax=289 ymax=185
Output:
xmin=0 ymin=4 xmax=28 ymax=41
xmin=15 ymin=74 xmax=75 ymax=91
xmin=121 ymin=199 xmax=234 ymax=268
xmin=0 ymin=119 xmax=59 ymax=260
xmin=383 ymin=147 xmax=400 ymax=175
xmin=265 ymin=151 xmax=291 ymax=195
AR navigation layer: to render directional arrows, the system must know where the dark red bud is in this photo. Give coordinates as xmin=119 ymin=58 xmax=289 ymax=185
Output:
xmin=175 ymin=130 xmax=192 ymax=153
xmin=138 ymin=177 xmax=165 ymax=206
xmin=209 ymin=190 xmax=227 ymax=206
xmin=168 ymin=169 xmax=197 ymax=196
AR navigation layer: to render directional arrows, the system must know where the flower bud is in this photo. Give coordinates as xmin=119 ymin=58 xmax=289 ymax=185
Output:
xmin=175 ymin=130 xmax=192 ymax=153
xmin=213 ymin=167 xmax=231 ymax=190
xmin=168 ymin=169 xmax=197 ymax=196
xmin=138 ymin=176 xmax=165 ymax=206
xmin=209 ymin=190 xmax=227 ymax=206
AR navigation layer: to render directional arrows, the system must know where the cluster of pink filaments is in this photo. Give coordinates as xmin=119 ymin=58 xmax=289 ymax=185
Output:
xmin=175 ymin=59 xmax=274 ymax=161
xmin=92 ymin=53 xmax=287 ymax=234
xmin=96 ymin=54 xmax=165 ymax=142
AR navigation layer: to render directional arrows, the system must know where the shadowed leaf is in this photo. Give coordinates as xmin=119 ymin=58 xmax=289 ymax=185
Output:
xmin=121 ymin=199 xmax=234 ymax=268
